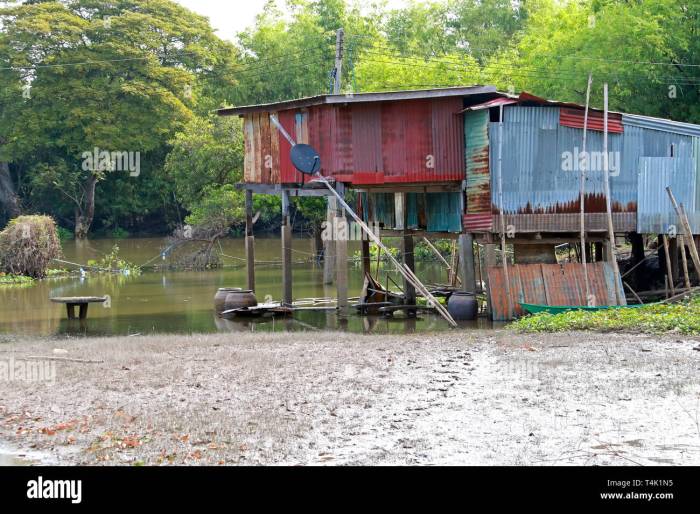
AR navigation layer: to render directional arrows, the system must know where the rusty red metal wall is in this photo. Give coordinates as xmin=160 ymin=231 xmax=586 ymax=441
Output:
xmin=560 ymin=108 xmax=624 ymax=133
xmin=273 ymin=97 xmax=465 ymax=185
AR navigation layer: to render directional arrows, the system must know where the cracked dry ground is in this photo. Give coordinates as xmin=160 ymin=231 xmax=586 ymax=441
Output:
xmin=1 ymin=330 xmax=699 ymax=465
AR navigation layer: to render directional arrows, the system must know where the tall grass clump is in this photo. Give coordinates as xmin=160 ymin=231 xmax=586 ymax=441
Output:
xmin=0 ymin=215 xmax=62 ymax=278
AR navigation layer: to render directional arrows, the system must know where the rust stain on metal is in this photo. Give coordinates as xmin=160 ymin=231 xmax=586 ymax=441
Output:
xmin=487 ymin=262 xmax=622 ymax=321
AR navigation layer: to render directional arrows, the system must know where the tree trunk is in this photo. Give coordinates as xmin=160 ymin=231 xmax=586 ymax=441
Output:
xmin=0 ymin=161 xmax=21 ymax=219
xmin=74 ymin=174 xmax=97 ymax=239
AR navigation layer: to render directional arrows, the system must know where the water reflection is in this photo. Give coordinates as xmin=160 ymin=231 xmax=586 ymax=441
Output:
xmin=0 ymin=237 xmax=479 ymax=336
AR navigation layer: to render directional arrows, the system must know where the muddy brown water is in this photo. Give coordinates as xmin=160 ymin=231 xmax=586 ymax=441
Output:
xmin=0 ymin=237 xmax=491 ymax=336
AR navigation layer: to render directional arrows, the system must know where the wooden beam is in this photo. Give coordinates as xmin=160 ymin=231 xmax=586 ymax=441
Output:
xmin=662 ymin=234 xmax=675 ymax=297
xmin=245 ymin=189 xmax=255 ymax=292
xmin=679 ymin=235 xmax=692 ymax=291
xmin=335 ymin=184 xmax=348 ymax=312
xmin=458 ymin=233 xmax=476 ymax=293
xmin=281 ymin=190 xmax=292 ymax=306
xmin=323 ymin=197 xmax=336 ymax=285
xmin=402 ymin=234 xmax=416 ymax=316
xmin=666 ymin=187 xmax=700 ymax=283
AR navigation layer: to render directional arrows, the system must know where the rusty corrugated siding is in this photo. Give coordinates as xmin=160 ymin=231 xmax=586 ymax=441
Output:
xmin=272 ymin=97 xmax=464 ymax=185
xmin=560 ymin=108 xmax=624 ymax=133
xmin=490 ymin=106 xmax=633 ymax=218
xmin=487 ymin=262 xmax=621 ymax=321
xmin=464 ymin=109 xmax=492 ymax=232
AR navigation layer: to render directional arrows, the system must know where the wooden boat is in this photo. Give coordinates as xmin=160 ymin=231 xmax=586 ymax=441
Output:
xmin=355 ymin=273 xmax=403 ymax=315
xmin=519 ymin=302 xmax=646 ymax=315
xmin=219 ymin=304 xmax=293 ymax=319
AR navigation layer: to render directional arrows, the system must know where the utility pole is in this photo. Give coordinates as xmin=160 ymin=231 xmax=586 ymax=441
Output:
xmin=333 ymin=28 xmax=344 ymax=95
xmin=324 ymin=28 xmax=344 ymax=285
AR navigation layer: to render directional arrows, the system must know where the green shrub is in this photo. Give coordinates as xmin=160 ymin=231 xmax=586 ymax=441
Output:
xmin=0 ymin=215 xmax=62 ymax=278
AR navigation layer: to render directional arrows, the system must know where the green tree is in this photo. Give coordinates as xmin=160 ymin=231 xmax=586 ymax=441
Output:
xmin=0 ymin=0 xmax=239 ymax=236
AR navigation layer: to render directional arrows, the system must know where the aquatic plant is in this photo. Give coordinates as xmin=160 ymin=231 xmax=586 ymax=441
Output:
xmin=87 ymin=244 xmax=141 ymax=275
xmin=0 ymin=273 xmax=34 ymax=287
xmin=511 ymin=296 xmax=700 ymax=335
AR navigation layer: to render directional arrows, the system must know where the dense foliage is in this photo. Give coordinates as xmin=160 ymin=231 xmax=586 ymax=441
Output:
xmin=1 ymin=0 xmax=698 ymax=236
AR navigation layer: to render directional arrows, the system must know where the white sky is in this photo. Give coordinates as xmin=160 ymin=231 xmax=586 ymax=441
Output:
xmin=173 ymin=0 xmax=409 ymax=43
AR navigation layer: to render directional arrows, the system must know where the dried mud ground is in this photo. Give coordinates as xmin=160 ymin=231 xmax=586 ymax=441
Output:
xmin=1 ymin=330 xmax=699 ymax=466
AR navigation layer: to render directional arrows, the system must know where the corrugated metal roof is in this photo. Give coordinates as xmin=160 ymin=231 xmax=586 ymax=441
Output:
xmin=218 ymin=86 xmax=498 ymax=116
xmin=637 ymin=157 xmax=697 ymax=234
xmin=622 ymin=113 xmax=700 ymax=138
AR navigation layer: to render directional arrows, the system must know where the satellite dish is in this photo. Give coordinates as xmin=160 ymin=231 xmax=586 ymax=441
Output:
xmin=290 ymin=144 xmax=321 ymax=175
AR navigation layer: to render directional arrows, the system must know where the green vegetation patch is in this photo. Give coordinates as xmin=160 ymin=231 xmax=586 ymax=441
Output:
xmin=511 ymin=297 xmax=700 ymax=336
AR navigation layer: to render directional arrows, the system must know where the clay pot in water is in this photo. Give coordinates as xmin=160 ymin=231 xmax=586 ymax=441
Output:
xmin=447 ymin=292 xmax=478 ymax=321
xmin=223 ymin=289 xmax=257 ymax=311
xmin=214 ymin=288 xmax=242 ymax=313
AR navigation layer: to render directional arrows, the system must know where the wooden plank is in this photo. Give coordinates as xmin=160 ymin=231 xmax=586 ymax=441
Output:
xmin=253 ymin=112 xmax=263 ymax=183
xmin=680 ymin=235 xmax=691 ymax=290
xmin=402 ymin=235 xmax=416 ymax=312
xmin=245 ymin=190 xmax=255 ymax=292
xmin=281 ymin=190 xmax=292 ymax=306
xmin=666 ymin=187 xmax=700 ymax=283
xmin=662 ymin=235 xmax=675 ymax=296
xmin=336 ymin=186 xmax=348 ymax=313
xmin=269 ymin=111 xmax=280 ymax=184
xmin=260 ymin=112 xmax=272 ymax=184
xmin=243 ymin=115 xmax=254 ymax=183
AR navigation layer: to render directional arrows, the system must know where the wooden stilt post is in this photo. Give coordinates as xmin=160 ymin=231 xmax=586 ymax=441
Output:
xmin=662 ymin=234 xmax=676 ymax=297
xmin=281 ymin=190 xmax=293 ymax=306
xmin=402 ymin=234 xmax=416 ymax=317
xmin=245 ymin=189 xmax=256 ymax=292
xmin=312 ymin=175 xmax=458 ymax=327
xmin=458 ymin=233 xmax=476 ymax=293
xmin=679 ymin=235 xmax=692 ymax=291
xmin=496 ymin=104 xmax=513 ymax=317
xmin=361 ymin=236 xmax=371 ymax=277
xmin=666 ymin=187 xmax=700 ymax=283
xmin=323 ymin=196 xmax=336 ymax=285
xmin=580 ymin=72 xmax=593 ymax=303
xmin=602 ymin=83 xmax=624 ymax=305
xmin=669 ymin=236 xmax=679 ymax=283
xmin=335 ymin=184 xmax=348 ymax=313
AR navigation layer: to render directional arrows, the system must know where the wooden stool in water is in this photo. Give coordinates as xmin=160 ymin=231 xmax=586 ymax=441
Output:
xmin=50 ymin=297 xmax=107 ymax=320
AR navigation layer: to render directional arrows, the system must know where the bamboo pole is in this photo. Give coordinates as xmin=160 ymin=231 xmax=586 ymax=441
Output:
xmin=313 ymin=175 xmax=458 ymax=327
xmin=666 ymin=186 xmax=700 ymax=282
xmin=496 ymin=104 xmax=513 ymax=318
xmin=602 ymin=84 xmax=625 ymax=305
xmin=423 ymin=237 xmax=461 ymax=285
xmin=679 ymin=235 xmax=691 ymax=291
xmin=662 ymin=234 xmax=676 ymax=297
xmin=580 ymin=73 xmax=592 ymax=304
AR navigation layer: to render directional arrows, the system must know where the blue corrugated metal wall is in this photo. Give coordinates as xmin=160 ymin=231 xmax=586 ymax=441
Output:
xmin=486 ymin=105 xmax=699 ymax=233
xmin=637 ymin=157 xmax=697 ymax=233
xmin=361 ymin=192 xmax=461 ymax=232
